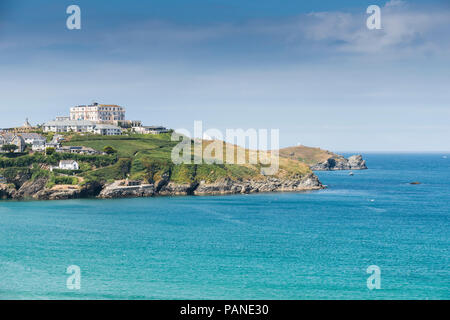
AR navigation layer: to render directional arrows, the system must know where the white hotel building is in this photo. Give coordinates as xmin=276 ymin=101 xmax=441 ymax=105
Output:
xmin=70 ymin=102 xmax=125 ymax=123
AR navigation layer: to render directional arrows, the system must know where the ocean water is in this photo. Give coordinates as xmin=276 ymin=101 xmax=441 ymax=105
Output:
xmin=0 ymin=153 xmax=449 ymax=300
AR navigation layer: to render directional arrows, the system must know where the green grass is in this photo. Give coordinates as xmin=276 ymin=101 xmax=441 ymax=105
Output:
xmin=66 ymin=133 xmax=176 ymax=158
xmin=83 ymin=158 xmax=132 ymax=183
xmin=53 ymin=176 xmax=78 ymax=185
xmin=279 ymin=145 xmax=343 ymax=165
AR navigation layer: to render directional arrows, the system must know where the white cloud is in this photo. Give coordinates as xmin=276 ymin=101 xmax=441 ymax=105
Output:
xmin=292 ymin=1 xmax=450 ymax=55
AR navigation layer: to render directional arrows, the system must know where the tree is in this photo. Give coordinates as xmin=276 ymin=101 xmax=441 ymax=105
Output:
xmin=103 ymin=146 xmax=117 ymax=155
xmin=2 ymin=144 xmax=17 ymax=153
xmin=45 ymin=147 xmax=56 ymax=155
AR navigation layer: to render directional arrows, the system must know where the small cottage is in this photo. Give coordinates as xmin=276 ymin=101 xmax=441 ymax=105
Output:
xmin=0 ymin=134 xmax=26 ymax=153
xmin=59 ymin=160 xmax=79 ymax=170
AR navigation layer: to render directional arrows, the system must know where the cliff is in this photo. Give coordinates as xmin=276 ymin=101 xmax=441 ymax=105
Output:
xmin=0 ymin=170 xmax=323 ymax=201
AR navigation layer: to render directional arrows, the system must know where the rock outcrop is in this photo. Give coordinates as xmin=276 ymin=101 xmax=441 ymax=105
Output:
xmin=194 ymin=174 xmax=322 ymax=195
xmin=34 ymin=187 xmax=82 ymax=200
xmin=158 ymin=182 xmax=199 ymax=196
xmin=14 ymin=178 xmax=48 ymax=199
xmin=310 ymin=155 xmax=367 ymax=171
xmin=279 ymin=145 xmax=367 ymax=171
xmin=0 ymin=184 xmax=16 ymax=199
xmin=99 ymin=181 xmax=155 ymax=199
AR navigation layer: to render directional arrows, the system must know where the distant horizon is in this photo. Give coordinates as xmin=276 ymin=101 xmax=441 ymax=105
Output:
xmin=2 ymin=115 xmax=450 ymax=153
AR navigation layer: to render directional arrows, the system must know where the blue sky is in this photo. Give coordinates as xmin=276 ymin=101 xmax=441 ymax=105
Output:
xmin=0 ymin=0 xmax=449 ymax=151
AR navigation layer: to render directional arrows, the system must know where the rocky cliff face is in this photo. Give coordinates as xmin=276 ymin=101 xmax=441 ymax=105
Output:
xmin=1 ymin=167 xmax=324 ymax=201
xmin=98 ymin=173 xmax=323 ymax=199
xmin=194 ymin=174 xmax=322 ymax=195
xmin=99 ymin=181 xmax=155 ymax=199
xmin=0 ymin=173 xmax=105 ymax=201
xmin=15 ymin=178 xmax=48 ymax=199
xmin=310 ymin=155 xmax=367 ymax=171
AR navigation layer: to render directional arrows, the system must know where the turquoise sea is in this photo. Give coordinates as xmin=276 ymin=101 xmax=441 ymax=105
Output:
xmin=0 ymin=154 xmax=449 ymax=299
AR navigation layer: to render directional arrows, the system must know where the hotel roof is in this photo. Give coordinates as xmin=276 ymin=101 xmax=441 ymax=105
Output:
xmin=44 ymin=120 xmax=96 ymax=126
xmin=94 ymin=124 xmax=121 ymax=129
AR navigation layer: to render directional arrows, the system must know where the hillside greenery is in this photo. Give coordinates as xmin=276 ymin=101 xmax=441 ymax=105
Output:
xmin=1 ymin=133 xmax=312 ymax=187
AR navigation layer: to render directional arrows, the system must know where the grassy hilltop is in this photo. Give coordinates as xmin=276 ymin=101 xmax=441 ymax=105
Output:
xmin=279 ymin=145 xmax=345 ymax=165
xmin=60 ymin=133 xmax=312 ymax=186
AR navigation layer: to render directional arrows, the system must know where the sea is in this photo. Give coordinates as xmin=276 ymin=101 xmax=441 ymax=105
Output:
xmin=0 ymin=153 xmax=449 ymax=299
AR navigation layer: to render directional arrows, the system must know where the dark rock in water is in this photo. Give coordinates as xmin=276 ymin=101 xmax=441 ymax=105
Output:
xmin=311 ymin=154 xmax=367 ymax=171
xmin=410 ymin=181 xmax=421 ymax=185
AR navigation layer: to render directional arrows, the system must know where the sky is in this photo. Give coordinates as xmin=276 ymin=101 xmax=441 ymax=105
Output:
xmin=0 ymin=0 xmax=449 ymax=152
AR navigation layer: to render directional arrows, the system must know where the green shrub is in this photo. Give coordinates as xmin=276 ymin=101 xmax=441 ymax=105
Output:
xmin=83 ymin=158 xmax=132 ymax=182
xmin=1 ymin=167 xmax=31 ymax=182
xmin=51 ymin=169 xmax=82 ymax=175
xmin=1 ymin=144 xmax=18 ymax=153
xmin=53 ymin=176 xmax=78 ymax=185
xmin=103 ymin=146 xmax=117 ymax=154
xmin=31 ymin=168 xmax=51 ymax=180
xmin=45 ymin=147 xmax=56 ymax=155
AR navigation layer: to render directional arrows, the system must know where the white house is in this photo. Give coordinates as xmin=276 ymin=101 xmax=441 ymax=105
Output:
xmin=32 ymin=140 xmax=46 ymax=151
xmin=43 ymin=119 xmax=122 ymax=136
xmin=59 ymin=160 xmax=79 ymax=170
xmin=16 ymin=133 xmax=45 ymax=145
xmin=56 ymin=146 xmax=102 ymax=155
xmin=133 ymin=126 xmax=169 ymax=134
xmin=93 ymin=124 xmax=122 ymax=135
xmin=43 ymin=120 xmax=96 ymax=133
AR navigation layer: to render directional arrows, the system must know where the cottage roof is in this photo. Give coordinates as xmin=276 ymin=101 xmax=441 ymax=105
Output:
xmin=17 ymin=133 xmax=45 ymax=140
xmin=59 ymin=160 xmax=78 ymax=165
xmin=1 ymin=134 xmax=25 ymax=144
xmin=142 ymin=126 xmax=167 ymax=130
xmin=95 ymin=124 xmax=121 ymax=129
